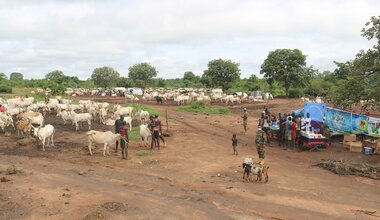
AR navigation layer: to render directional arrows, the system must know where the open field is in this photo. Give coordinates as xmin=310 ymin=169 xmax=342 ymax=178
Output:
xmin=1 ymin=98 xmax=379 ymax=219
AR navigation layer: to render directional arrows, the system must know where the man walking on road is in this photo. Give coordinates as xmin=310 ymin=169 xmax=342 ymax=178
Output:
xmin=242 ymin=108 xmax=248 ymax=134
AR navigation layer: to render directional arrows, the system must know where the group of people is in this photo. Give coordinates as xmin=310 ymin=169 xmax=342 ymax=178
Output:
xmin=148 ymin=114 xmax=166 ymax=151
xmin=277 ymin=113 xmax=301 ymax=148
xmin=114 ymin=114 xmax=166 ymax=160
xmin=232 ymin=106 xmax=315 ymax=161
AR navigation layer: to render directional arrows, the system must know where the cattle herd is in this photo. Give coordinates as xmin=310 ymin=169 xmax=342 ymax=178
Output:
xmin=0 ymin=95 xmax=154 ymax=154
xmin=61 ymin=87 xmax=272 ymax=105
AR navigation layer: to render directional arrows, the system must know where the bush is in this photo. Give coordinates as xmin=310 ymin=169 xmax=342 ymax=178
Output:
xmin=288 ymin=88 xmax=304 ymax=98
xmin=0 ymin=85 xmax=12 ymax=93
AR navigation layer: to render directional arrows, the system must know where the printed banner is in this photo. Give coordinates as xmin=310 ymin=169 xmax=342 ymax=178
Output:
xmin=368 ymin=117 xmax=380 ymax=135
xmin=352 ymin=114 xmax=368 ymax=134
xmin=325 ymin=107 xmax=352 ymax=132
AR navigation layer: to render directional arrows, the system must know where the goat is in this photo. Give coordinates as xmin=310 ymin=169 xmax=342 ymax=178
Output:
xmin=242 ymin=158 xmax=269 ymax=183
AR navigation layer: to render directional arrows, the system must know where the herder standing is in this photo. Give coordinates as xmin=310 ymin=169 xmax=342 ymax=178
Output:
xmin=114 ymin=115 xmax=124 ymax=153
xmin=242 ymin=108 xmax=248 ymax=134
xmin=255 ymin=128 xmax=267 ymax=159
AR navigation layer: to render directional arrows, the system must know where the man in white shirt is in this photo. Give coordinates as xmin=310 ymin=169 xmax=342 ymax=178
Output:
xmin=304 ymin=113 xmax=312 ymax=133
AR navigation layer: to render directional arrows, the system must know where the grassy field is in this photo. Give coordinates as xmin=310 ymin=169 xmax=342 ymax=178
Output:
xmin=123 ymin=103 xmax=161 ymax=116
xmin=177 ymin=101 xmax=230 ymax=115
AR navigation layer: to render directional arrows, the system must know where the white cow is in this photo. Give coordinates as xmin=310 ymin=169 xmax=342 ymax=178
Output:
xmin=139 ymin=124 xmax=151 ymax=148
xmin=57 ymin=110 xmax=72 ymax=125
xmin=86 ymin=130 xmax=121 ymax=156
xmin=69 ymin=111 xmax=92 ymax=131
xmin=19 ymin=112 xmax=44 ymax=127
xmin=264 ymin=92 xmax=273 ymax=104
xmin=97 ymin=108 xmax=107 ymax=124
xmin=123 ymin=116 xmax=133 ymax=131
xmin=137 ymin=110 xmax=149 ymax=123
xmin=32 ymin=124 xmax=55 ymax=151
xmin=114 ymin=106 xmax=133 ymax=117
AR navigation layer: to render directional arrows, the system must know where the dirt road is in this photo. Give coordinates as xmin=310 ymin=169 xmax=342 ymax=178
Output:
xmin=1 ymin=99 xmax=379 ymax=220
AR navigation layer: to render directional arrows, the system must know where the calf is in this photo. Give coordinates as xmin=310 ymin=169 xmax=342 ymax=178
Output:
xmin=16 ymin=119 xmax=32 ymax=137
xmin=86 ymin=130 xmax=121 ymax=156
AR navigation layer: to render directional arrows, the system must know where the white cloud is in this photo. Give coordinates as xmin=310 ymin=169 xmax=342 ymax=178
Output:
xmin=0 ymin=0 xmax=379 ymax=79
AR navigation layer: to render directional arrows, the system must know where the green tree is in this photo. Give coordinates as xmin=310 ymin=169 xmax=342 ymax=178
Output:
xmin=91 ymin=66 xmax=120 ymax=88
xmin=10 ymin=72 xmax=23 ymax=80
xmin=45 ymin=70 xmax=66 ymax=83
xmin=331 ymin=16 xmax=380 ymax=110
xmin=260 ymin=49 xmax=313 ymax=97
xmin=183 ymin=71 xmax=201 ymax=87
xmin=128 ymin=63 xmax=157 ymax=88
xmin=245 ymin=75 xmax=261 ymax=91
xmin=0 ymin=73 xmax=8 ymax=81
xmin=202 ymin=58 xmax=241 ymax=91
xmin=333 ymin=61 xmax=352 ymax=80
xmin=116 ymin=77 xmax=132 ymax=88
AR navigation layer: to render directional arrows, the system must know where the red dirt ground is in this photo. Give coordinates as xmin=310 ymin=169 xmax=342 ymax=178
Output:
xmin=0 ymin=99 xmax=379 ymax=220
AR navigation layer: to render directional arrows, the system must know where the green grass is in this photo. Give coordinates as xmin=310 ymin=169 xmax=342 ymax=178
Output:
xmin=123 ymin=103 xmax=161 ymax=116
xmin=128 ymin=127 xmax=141 ymax=141
xmin=135 ymin=150 xmax=154 ymax=157
xmin=176 ymin=101 xmax=230 ymax=115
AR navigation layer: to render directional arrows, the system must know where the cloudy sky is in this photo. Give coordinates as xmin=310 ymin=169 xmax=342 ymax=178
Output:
xmin=0 ymin=0 xmax=379 ymax=79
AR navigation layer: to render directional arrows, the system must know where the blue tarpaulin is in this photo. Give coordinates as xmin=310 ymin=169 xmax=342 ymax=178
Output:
xmin=292 ymin=109 xmax=304 ymax=116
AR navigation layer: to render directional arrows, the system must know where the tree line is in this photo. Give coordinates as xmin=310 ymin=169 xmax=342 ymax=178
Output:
xmin=1 ymin=15 xmax=379 ymax=110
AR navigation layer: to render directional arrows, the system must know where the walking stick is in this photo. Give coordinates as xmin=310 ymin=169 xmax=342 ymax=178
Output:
xmin=166 ymin=109 xmax=169 ymax=133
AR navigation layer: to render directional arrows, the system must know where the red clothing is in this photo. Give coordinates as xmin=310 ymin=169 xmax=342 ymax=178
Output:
xmin=365 ymin=111 xmax=370 ymax=117
xmin=0 ymin=107 xmax=4 ymax=113
xmin=291 ymin=122 xmax=297 ymax=140
xmin=120 ymin=126 xmax=127 ymax=137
